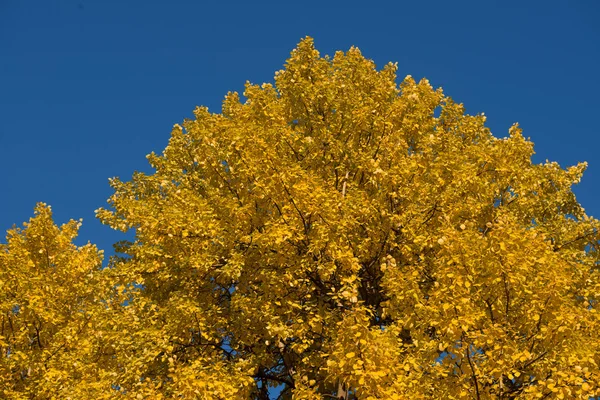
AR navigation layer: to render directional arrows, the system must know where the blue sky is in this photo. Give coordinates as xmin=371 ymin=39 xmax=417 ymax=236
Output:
xmin=1 ymin=0 xmax=599 ymax=258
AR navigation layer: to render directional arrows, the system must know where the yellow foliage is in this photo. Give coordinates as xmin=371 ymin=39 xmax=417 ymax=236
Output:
xmin=3 ymin=37 xmax=600 ymax=399
xmin=0 ymin=204 xmax=105 ymax=398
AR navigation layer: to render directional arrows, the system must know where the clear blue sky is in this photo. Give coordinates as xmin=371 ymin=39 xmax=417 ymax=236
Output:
xmin=1 ymin=1 xmax=599 ymax=258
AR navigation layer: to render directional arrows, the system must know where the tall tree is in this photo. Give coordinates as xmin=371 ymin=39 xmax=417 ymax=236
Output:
xmin=3 ymin=38 xmax=598 ymax=399
xmin=97 ymin=38 xmax=600 ymax=399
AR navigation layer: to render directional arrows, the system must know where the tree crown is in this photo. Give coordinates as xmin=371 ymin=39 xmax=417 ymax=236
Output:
xmin=3 ymin=37 xmax=600 ymax=399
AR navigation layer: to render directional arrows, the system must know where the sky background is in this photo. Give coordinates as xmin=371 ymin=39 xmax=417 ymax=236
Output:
xmin=1 ymin=0 xmax=599 ymax=260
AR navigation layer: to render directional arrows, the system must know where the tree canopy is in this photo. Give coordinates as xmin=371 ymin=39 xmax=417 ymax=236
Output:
xmin=2 ymin=37 xmax=600 ymax=399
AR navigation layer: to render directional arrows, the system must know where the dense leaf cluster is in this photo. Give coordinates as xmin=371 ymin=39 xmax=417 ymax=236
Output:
xmin=2 ymin=38 xmax=599 ymax=399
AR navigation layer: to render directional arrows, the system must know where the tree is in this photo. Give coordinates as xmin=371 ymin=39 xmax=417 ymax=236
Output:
xmin=3 ymin=37 xmax=600 ymax=399
xmin=0 ymin=204 xmax=105 ymax=398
